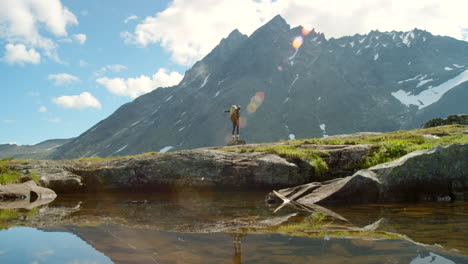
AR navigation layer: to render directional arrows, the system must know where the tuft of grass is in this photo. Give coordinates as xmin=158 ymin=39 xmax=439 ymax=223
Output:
xmin=277 ymin=213 xmax=328 ymax=233
xmin=0 ymin=172 xmax=21 ymax=185
xmin=0 ymin=158 xmax=39 ymax=185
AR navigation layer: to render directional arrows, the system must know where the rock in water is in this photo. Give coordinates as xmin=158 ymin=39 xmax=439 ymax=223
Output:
xmin=0 ymin=181 xmax=57 ymax=201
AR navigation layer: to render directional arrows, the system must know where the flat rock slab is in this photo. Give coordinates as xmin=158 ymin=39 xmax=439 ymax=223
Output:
xmin=0 ymin=181 xmax=57 ymax=202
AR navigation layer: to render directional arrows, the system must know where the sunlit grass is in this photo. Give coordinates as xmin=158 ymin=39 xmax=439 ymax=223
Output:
xmin=220 ymin=125 xmax=467 ymax=170
xmin=0 ymin=158 xmax=39 ymax=185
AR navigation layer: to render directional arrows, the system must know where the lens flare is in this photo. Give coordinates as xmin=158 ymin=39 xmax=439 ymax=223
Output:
xmin=247 ymin=103 xmax=257 ymax=113
xmin=254 ymin=91 xmax=265 ymax=104
xmin=301 ymin=26 xmax=312 ymax=36
xmin=239 ymin=117 xmax=247 ymax=128
xmin=292 ymin=36 xmax=303 ymax=49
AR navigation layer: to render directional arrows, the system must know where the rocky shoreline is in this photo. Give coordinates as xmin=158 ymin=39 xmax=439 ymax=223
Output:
xmin=7 ymin=143 xmax=373 ymax=193
xmin=2 ymin=125 xmax=467 ymax=205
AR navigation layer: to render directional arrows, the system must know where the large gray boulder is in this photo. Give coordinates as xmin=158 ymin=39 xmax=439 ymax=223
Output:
xmin=370 ymin=144 xmax=468 ymax=201
xmin=0 ymin=180 xmax=57 ymax=202
xmin=269 ymin=144 xmax=468 ymax=204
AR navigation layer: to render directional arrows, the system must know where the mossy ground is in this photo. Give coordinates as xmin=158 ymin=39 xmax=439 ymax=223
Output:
xmin=219 ymin=125 xmax=468 ymax=171
xmin=0 ymin=158 xmax=39 ymax=185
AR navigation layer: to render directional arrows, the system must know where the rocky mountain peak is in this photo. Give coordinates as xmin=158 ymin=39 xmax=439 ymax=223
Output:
xmin=48 ymin=16 xmax=468 ymax=159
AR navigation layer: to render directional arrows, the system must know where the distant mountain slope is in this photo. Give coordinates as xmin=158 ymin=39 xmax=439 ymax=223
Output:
xmin=0 ymin=138 xmax=72 ymax=159
xmin=51 ymin=15 xmax=468 ymax=159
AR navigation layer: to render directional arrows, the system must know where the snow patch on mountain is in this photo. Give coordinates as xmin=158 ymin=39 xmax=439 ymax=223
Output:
xmin=152 ymin=105 xmax=161 ymax=115
xmin=398 ymin=74 xmax=423 ymax=84
xmin=165 ymin=95 xmax=173 ymax=102
xmin=130 ymin=121 xmax=140 ymax=127
xmin=401 ymin=31 xmax=414 ymax=47
xmin=319 ymin=123 xmax=328 ymax=138
xmin=289 ymin=74 xmax=299 ymax=90
xmin=289 ymin=134 xmax=295 ymax=140
xmin=159 ymin=146 xmax=173 ymax=153
xmin=112 ymin=145 xmax=128 ymax=155
xmin=288 ymin=48 xmax=299 ymax=61
xmin=214 ymin=90 xmax=221 ymax=97
xmin=89 ymin=124 xmax=100 ymax=132
xmin=200 ymin=74 xmax=210 ymax=88
xmin=453 ymin=64 xmax=464 ymax=68
xmin=392 ymin=69 xmax=468 ymax=109
xmin=445 ymin=67 xmax=453 ymax=71
xmin=374 ymin=53 xmax=379 ymax=61
xmin=417 ymin=78 xmax=433 ymax=88
xmin=46 ymin=145 xmax=62 ymax=151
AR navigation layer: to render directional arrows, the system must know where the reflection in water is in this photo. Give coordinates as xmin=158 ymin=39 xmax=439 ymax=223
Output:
xmin=0 ymin=191 xmax=466 ymax=263
xmin=230 ymin=233 xmax=246 ymax=264
xmin=0 ymin=227 xmax=112 ymax=264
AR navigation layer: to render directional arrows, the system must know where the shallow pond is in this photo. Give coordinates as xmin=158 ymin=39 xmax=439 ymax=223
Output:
xmin=0 ymin=190 xmax=467 ymax=264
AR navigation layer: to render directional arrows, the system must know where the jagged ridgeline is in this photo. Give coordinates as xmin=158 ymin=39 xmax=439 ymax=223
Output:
xmin=50 ymin=15 xmax=468 ymax=159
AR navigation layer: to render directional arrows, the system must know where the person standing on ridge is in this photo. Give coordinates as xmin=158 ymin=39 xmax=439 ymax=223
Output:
xmin=224 ymin=105 xmax=241 ymax=140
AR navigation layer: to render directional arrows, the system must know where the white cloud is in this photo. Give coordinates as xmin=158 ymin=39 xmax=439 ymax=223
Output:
xmin=93 ymin=64 xmax=128 ymax=77
xmin=58 ymin=38 xmax=72 ymax=43
xmin=42 ymin=117 xmax=61 ymax=123
xmin=0 ymin=0 xmax=78 ymax=62
xmin=96 ymin=68 xmax=183 ymax=98
xmin=79 ymin=59 xmax=88 ymax=67
xmin=3 ymin=43 xmax=41 ymax=65
xmin=2 ymin=142 xmax=17 ymax=145
xmin=38 ymin=106 xmax=47 ymax=112
xmin=52 ymin=92 xmax=102 ymax=109
xmin=106 ymin=64 xmax=127 ymax=72
xmin=27 ymin=91 xmax=40 ymax=96
xmin=3 ymin=120 xmax=15 ymax=123
xmin=73 ymin=33 xmax=86 ymax=44
xmin=48 ymin=73 xmax=80 ymax=86
xmin=123 ymin=0 xmax=468 ymax=66
xmin=124 ymin=15 xmax=139 ymax=23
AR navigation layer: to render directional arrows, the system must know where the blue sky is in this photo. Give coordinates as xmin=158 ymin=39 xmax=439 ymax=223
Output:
xmin=1 ymin=0 xmax=467 ymax=145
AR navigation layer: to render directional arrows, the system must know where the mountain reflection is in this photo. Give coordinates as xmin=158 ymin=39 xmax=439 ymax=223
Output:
xmin=0 ymin=191 xmax=466 ymax=263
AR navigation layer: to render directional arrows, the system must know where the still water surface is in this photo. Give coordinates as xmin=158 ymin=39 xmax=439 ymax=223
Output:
xmin=0 ymin=191 xmax=466 ymax=264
